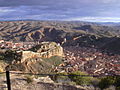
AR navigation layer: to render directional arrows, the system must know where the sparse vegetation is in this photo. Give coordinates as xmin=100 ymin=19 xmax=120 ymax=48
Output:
xmin=50 ymin=71 xmax=94 ymax=86
xmin=0 ymin=55 xmax=4 ymax=60
xmin=4 ymin=50 xmax=17 ymax=62
xmin=25 ymin=75 xmax=34 ymax=84
xmin=0 ymin=21 xmax=120 ymax=89
xmin=98 ymin=76 xmax=120 ymax=90
xmin=50 ymin=72 xmax=120 ymax=89
xmin=42 ymin=56 xmax=63 ymax=66
xmin=50 ymin=72 xmax=68 ymax=82
xmin=68 ymin=71 xmax=93 ymax=85
xmin=98 ymin=76 xmax=115 ymax=89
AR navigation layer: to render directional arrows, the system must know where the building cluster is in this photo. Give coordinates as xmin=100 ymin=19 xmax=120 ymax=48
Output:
xmin=0 ymin=40 xmax=37 ymax=50
xmin=59 ymin=46 xmax=120 ymax=75
xmin=0 ymin=40 xmax=120 ymax=75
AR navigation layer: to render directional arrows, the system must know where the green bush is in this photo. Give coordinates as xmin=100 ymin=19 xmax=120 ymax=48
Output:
xmin=42 ymin=56 xmax=63 ymax=66
xmin=116 ymin=86 xmax=120 ymax=90
xmin=91 ymin=78 xmax=100 ymax=87
xmin=98 ymin=76 xmax=116 ymax=89
xmin=0 ymin=55 xmax=4 ymax=60
xmin=50 ymin=72 xmax=77 ymax=85
xmin=114 ymin=76 xmax=120 ymax=87
xmin=4 ymin=50 xmax=17 ymax=62
xmin=68 ymin=71 xmax=93 ymax=85
xmin=98 ymin=76 xmax=120 ymax=89
xmin=25 ymin=75 xmax=33 ymax=84
xmin=50 ymin=72 xmax=68 ymax=82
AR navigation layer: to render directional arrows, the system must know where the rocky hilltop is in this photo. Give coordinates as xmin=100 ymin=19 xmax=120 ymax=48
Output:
xmin=30 ymin=42 xmax=64 ymax=58
xmin=4 ymin=42 xmax=64 ymax=73
xmin=14 ymin=42 xmax=64 ymax=63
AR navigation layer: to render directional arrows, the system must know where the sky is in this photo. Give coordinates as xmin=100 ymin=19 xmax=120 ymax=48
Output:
xmin=0 ymin=0 xmax=120 ymax=22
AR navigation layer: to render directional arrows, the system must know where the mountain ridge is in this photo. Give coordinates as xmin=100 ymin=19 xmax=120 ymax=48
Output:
xmin=0 ymin=21 xmax=120 ymax=54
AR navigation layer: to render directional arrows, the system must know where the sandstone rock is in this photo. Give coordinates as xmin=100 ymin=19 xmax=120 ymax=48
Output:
xmin=30 ymin=42 xmax=64 ymax=58
xmin=20 ymin=51 xmax=40 ymax=63
xmin=15 ymin=42 xmax=64 ymax=63
xmin=33 ymin=76 xmax=54 ymax=83
xmin=6 ymin=42 xmax=64 ymax=73
xmin=0 ymin=61 xmax=8 ymax=72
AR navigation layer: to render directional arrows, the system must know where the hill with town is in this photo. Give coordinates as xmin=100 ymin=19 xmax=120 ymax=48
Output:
xmin=0 ymin=21 xmax=120 ymax=90
xmin=0 ymin=21 xmax=120 ymax=53
xmin=0 ymin=21 xmax=120 ymax=74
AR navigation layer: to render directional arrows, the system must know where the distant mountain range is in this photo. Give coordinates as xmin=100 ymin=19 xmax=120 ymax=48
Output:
xmin=0 ymin=21 xmax=120 ymax=53
xmin=96 ymin=22 xmax=120 ymax=26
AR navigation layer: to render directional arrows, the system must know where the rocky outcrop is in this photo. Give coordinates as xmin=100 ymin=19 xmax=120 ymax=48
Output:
xmin=0 ymin=61 xmax=7 ymax=72
xmin=37 ymin=42 xmax=64 ymax=58
xmin=17 ymin=51 xmax=40 ymax=63
xmin=30 ymin=42 xmax=64 ymax=58
xmin=7 ymin=56 xmax=63 ymax=73
xmin=14 ymin=42 xmax=64 ymax=63
xmin=6 ymin=42 xmax=64 ymax=73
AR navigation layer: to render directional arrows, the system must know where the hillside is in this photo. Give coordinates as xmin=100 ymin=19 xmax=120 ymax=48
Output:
xmin=0 ymin=21 xmax=119 ymax=42
xmin=0 ymin=21 xmax=120 ymax=54
xmin=0 ymin=21 xmax=120 ymax=89
xmin=0 ymin=42 xmax=64 ymax=74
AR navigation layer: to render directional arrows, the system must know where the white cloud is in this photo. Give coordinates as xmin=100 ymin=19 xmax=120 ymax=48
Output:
xmin=0 ymin=5 xmax=120 ymax=22
xmin=0 ymin=8 xmax=15 ymax=13
xmin=65 ymin=17 xmax=120 ymax=22
xmin=101 ymin=0 xmax=118 ymax=3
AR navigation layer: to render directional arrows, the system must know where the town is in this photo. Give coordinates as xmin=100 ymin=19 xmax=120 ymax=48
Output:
xmin=59 ymin=46 xmax=120 ymax=75
xmin=0 ymin=39 xmax=120 ymax=76
xmin=0 ymin=40 xmax=38 ymax=50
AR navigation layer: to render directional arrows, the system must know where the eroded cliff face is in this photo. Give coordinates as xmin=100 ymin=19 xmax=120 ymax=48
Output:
xmin=16 ymin=42 xmax=64 ymax=63
xmin=6 ymin=42 xmax=64 ymax=73
xmin=36 ymin=42 xmax=64 ymax=58
xmin=18 ymin=51 xmax=41 ymax=63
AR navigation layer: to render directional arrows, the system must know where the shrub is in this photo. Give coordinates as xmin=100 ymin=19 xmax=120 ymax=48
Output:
xmin=98 ymin=76 xmax=120 ymax=90
xmin=50 ymin=72 xmax=76 ymax=85
xmin=50 ymin=72 xmax=68 ymax=82
xmin=98 ymin=76 xmax=116 ymax=89
xmin=50 ymin=72 xmax=77 ymax=85
xmin=0 ymin=55 xmax=4 ymax=60
xmin=42 ymin=56 xmax=63 ymax=66
xmin=56 ymin=72 xmax=70 ymax=83
xmin=25 ymin=75 xmax=33 ymax=84
xmin=114 ymin=76 xmax=120 ymax=87
xmin=91 ymin=78 xmax=100 ymax=87
xmin=4 ymin=50 xmax=16 ymax=62
xmin=68 ymin=71 xmax=93 ymax=85
xmin=116 ymin=86 xmax=120 ymax=90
